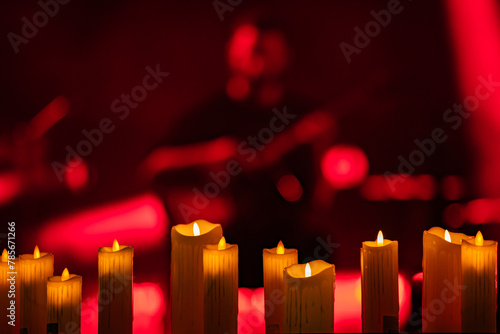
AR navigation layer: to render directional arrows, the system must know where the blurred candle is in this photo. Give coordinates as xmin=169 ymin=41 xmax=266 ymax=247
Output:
xmin=19 ymin=245 xmax=54 ymax=334
xmin=461 ymin=231 xmax=497 ymax=333
xmin=98 ymin=239 xmax=133 ymax=334
xmin=0 ymin=249 xmax=18 ymax=334
xmin=203 ymin=237 xmax=238 ymax=334
xmin=283 ymin=260 xmax=335 ymax=333
xmin=361 ymin=230 xmax=399 ymax=333
xmin=263 ymin=240 xmax=298 ymax=333
xmin=422 ymin=227 xmax=472 ymax=333
xmin=47 ymin=268 xmax=82 ymax=333
xmin=171 ymin=219 xmax=222 ymax=334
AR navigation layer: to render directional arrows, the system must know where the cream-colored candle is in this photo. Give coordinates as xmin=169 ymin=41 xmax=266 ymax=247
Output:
xmin=283 ymin=260 xmax=335 ymax=333
xmin=47 ymin=268 xmax=82 ymax=333
xmin=361 ymin=231 xmax=399 ymax=333
xmin=0 ymin=249 xmax=18 ymax=334
xmin=19 ymin=245 xmax=54 ymax=334
xmin=98 ymin=239 xmax=133 ymax=334
xmin=203 ymin=237 xmax=238 ymax=334
xmin=171 ymin=219 xmax=222 ymax=334
xmin=422 ymin=227 xmax=472 ymax=333
xmin=263 ymin=240 xmax=298 ymax=333
xmin=461 ymin=231 xmax=497 ymax=333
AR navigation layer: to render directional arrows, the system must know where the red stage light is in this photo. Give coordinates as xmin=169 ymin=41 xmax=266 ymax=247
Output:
xmin=415 ymin=174 xmax=436 ymax=200
xmin=446 ymin=0 xmax=500 ymax=197
xmin=226 ymin=75 xmax=250 ymax=101
xmin=465 ymin=198 xmax=497 ymax=225
xmin=0 ymin=172 xmax=23 ymax=207
xmin=141 ymin=137 xmax=237 ymax=177
xmin=441 ymin=175 xmax=465 ymax=201
xmin=38 ymin=193 xmax=168 ymax=262
xmin=276 ymin=174 xmax=303 ymax=202
xmin=29 ymin=96 xmax=69 ymax=140
xmin=321 ymin=145 xmax=369 ymax=189
xmin=64 ymin=159 xmax=89 ymax=192
xmin=443 ymin=203 xmax=465 ymax=228
xmin=228 ymin=24 xmax=261 ymax=77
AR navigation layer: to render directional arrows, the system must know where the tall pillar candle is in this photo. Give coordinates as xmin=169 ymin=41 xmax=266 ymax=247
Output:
xmin=98 ymin=239 xmax=133 ymax=334
xmin=0 ymin=249 xmax=18 ymax=333
xmin=47 ymin=268 xmax=82 ymax=333
xmin=461 ymin=231 xmax=497 ymax=333
xmin=422 ymin=227 xmax=472 ymax=333
xmin=19 ymin=245 xmax=54 ymax=334
xmin=171 ymin=219 xmax=222 ymax=334
xmin=203 ymin=237 xmax=238 ymax=334
xmin=283 ymin=260 xmax=335 ymax=333
xmin=361 ymin=231 xmax=399 ymax=333
xmin=263 ymin=241 xmax=298 ymax=333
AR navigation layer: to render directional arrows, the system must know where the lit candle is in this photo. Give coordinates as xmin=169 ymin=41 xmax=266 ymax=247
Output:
xmin=0 ymin=249 xmax=18 ymax=334
xmin=361 ymin=230 xmax=399 ymax=333
xmin=283 ymin=260 xmax=335 ymax=333
xmin=422 ymin=227 xmax=473 ymax=333
xmin=203 ymin=236 xmax=238 ymax=334
xmin=171 ymin=219 xmax=223 ymax=334
xmin=98 ymin=239 xmax=133 ymax=334
xmin=263 ymin=240 xmax=298 ymax=333
xmin=47 ymin=268 xmax=82 ymax=333
xmin=19 ymin=245 xmax=54 ymax=334
xmin=461 ymin=231 xmax=497 ymax=332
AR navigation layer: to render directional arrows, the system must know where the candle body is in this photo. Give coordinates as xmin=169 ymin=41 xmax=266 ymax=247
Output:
xmin=19 ymin=252 xmax=54 ymax=334
xmin=422 ymin=227 xmax=472 ymax=333
xmin=283 ymin=260 xmax=335 ymax=333
xmin=47 ymin=274 xmax=82 ymax=333
xmin=0 ymin=258 xmax=19 ymax=334
xmin=171 ymin=220 xmax=222 ymax=334
xmin=361 ymin=239 xmax=399 ymax=333
xmin=203 ymin=243 xmax=238 ymax=334
xmin=98 ymin=245 xmax=133 ymax=334
xmin=263 ymin=246 xmax=297 ymax=333
xmin=461 ymin=238 xmax=497 ymax=332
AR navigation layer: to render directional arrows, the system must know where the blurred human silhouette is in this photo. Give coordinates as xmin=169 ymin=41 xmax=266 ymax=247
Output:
xmin=143 ymin=15 xmax=335 ymax=287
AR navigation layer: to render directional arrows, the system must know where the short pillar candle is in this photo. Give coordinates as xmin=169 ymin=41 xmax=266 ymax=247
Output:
xmin=283 ymin=260 xmax=335 ymax=333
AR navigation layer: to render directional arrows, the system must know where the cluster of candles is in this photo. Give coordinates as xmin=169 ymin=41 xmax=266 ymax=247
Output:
xmin=0 ymin=239 xmax=133 ymax=334
xmin=0 ymin=220 xmax=496 ymax=333
xmin=172 ymin=220 xmax=497 ymax=334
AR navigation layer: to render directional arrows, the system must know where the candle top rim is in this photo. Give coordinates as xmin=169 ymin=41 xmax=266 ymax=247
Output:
xmin=363 ymin=239 xmax=397 ymax=248
xmin=462 ymin=238 xmax=497 ymax=247
xmin=263 ymin=247 xmax=297 ymax=255
xmin=172 ymin=220 xmax=221 ymax=237
xmin=48 ymin=274 xmax=82 ymax=282
xmin=204 ymin=243 xmax=238 ymax=251
xmin=285 ymin=259 xmax=334 ymax=278
xmin=99 ymin=244 xmax=133 ymax=253
xmin=20 ymin=252 xmax=52 ymax=260
xmin=424 ymin=226 xmax=473 ymax=245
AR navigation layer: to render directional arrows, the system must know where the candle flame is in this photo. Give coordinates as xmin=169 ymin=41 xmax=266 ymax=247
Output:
xmin=34 ymin=245 xmax=40 ymax=259
xmin=193 ymin=222 xmax=200 ymax=236
xmin=1 ymin=249 xmax=7 ymax=263
xmin=218 ymin=237 xmax=226 ymax=250
xmin=277 ymin=241 xmax=285 ymax=254
xmin=475 ymin=231 xmax=484 ymax=246
xmin=61 ymin=268 xmax=70 ymax=281
xmin=377 ymin=230 xmax=384 ymax=245
xmin=112 ymin=239 xmax=120 ymax=252
xmin=444 ymin=230 xmax=451 ymax=242
xmin=305 ymin=263 xmax=311 ymax=277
